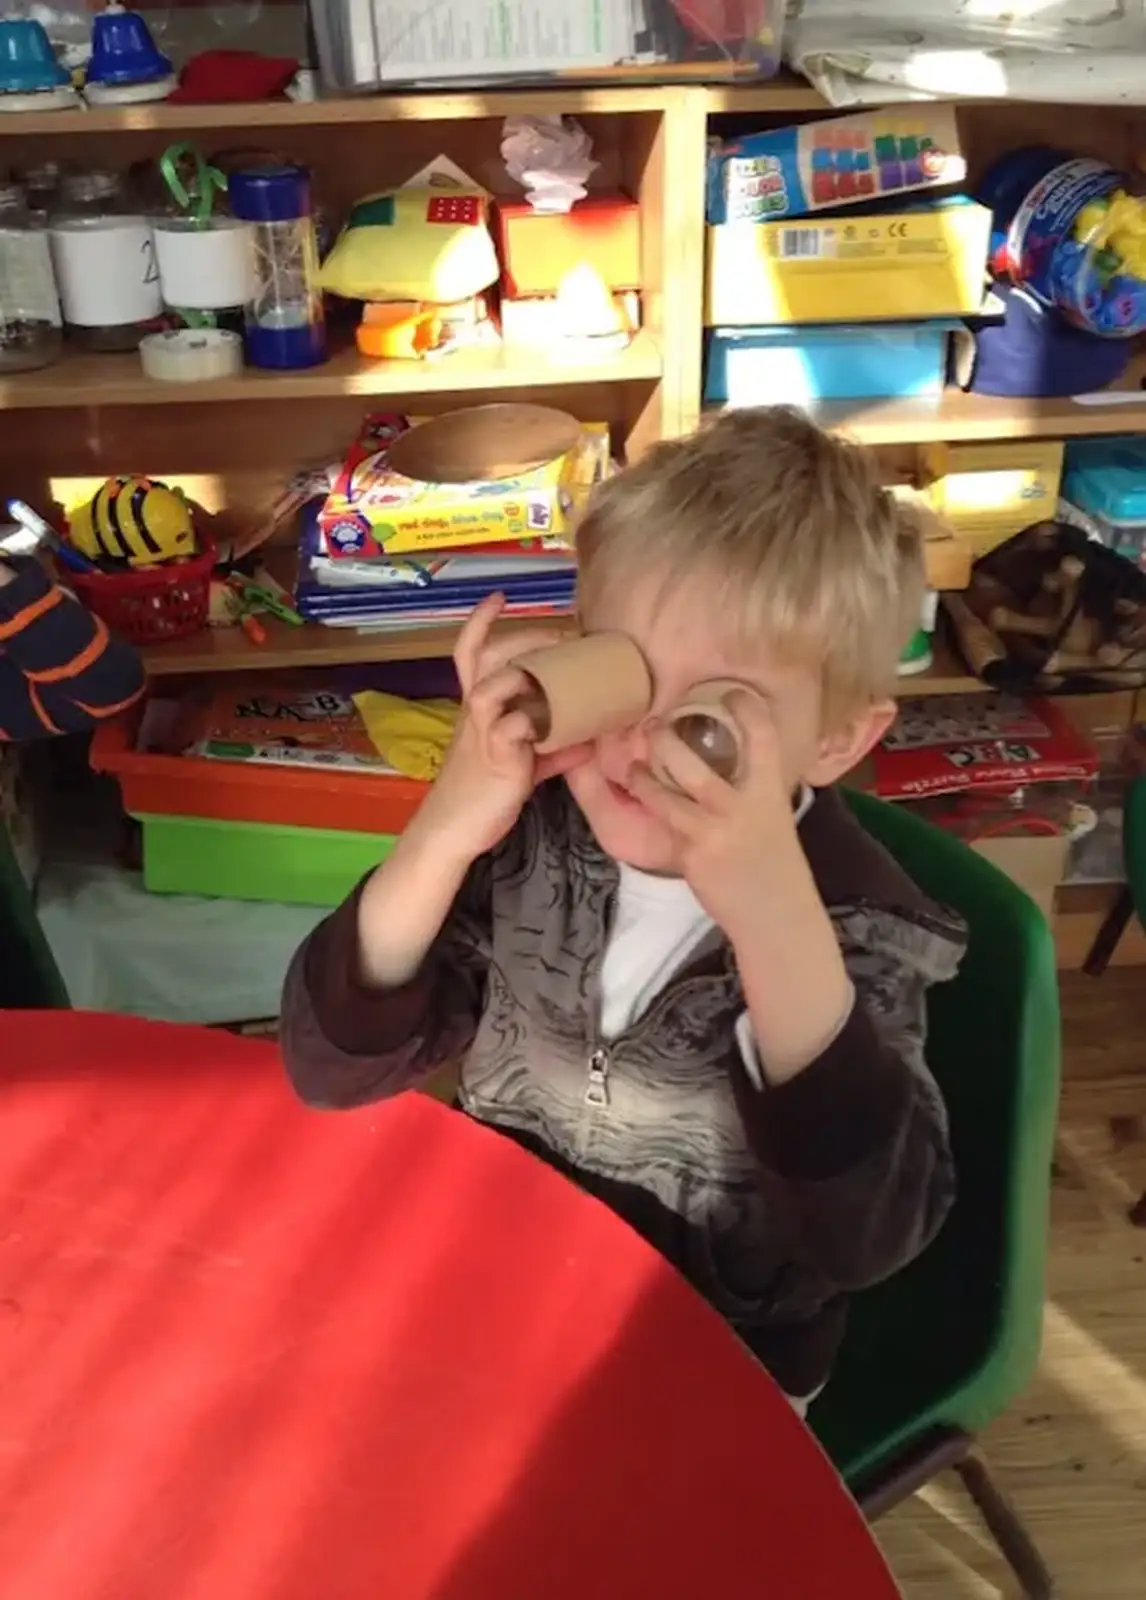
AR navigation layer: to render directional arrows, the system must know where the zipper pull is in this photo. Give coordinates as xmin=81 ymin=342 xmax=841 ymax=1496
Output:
xmin=585 ymin=1046 xmax=611 ymax=1108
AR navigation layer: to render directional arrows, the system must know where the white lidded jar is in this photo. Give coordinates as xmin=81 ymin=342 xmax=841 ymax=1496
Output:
xmin=49 ymin=168 xmax=162 ymax=351
xmin=0 ymin=181 xmax=62 ymax=372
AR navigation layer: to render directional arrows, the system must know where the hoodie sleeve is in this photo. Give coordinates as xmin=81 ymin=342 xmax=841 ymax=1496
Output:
xmin=0 ymin=559 xmax=145 ymax=741
xmin=732 ymin=903 xmax=963 ymax=1292
xmin=280 ymin=852 xmax=492 ymax=1110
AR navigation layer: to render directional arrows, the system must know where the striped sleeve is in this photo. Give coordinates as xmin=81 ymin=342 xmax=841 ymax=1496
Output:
xmin=0 ymin=558 xmax=145 ymax=741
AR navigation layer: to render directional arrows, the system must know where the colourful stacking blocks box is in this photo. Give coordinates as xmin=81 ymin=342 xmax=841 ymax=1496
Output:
xmin=705 ymin=195 xmax=992 ymax=326
xmin=706 ymin=106 xmax=966 ymax=225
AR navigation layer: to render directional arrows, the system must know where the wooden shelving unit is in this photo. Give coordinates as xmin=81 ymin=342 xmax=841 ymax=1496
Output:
xmin=3 ymin=80 xmax=1146 ymax=684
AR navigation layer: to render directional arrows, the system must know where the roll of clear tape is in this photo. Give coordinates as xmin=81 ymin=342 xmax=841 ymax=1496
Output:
xmin=140 ymin=328 xmax=243 ymax=383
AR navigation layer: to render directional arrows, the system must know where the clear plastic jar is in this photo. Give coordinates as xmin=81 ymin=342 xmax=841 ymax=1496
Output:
xmin=49 ymin=169 xmax=163 ymax=353
xmin=0 ymin=183 xmax=63 ymax=374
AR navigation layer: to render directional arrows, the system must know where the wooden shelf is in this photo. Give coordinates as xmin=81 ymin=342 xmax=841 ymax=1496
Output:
xmin=141 ymin=612 xmax=576 ymax=678
xmin=811 ymin=385 xmax=1146 ymax=446
xmin=0 ymin=79 xmax=825 ymax=138
xmin=0 ymin=331 xmax=662 ymax=412
xmin=143 ymin=600 xmax=982 ymax=690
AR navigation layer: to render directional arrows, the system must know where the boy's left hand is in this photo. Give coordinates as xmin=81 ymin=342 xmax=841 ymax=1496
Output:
xmin=628 ymin=693 xmax=810 ymax=940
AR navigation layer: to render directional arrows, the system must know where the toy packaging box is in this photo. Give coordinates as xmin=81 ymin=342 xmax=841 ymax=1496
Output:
xmin=872 ymin=694 xmax=1098 ymax=801
xmin=706 ymin=106 xmax=965 ymax=225
xmin=316 ymin=413 xmax=611 ymax=559
xmin=705 ymin=195 xmax=992 ymax=326
xmin=920 ymin=440 xmax=1065 ymax=558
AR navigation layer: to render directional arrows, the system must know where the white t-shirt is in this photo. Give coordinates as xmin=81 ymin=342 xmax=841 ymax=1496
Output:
xmin=597 ymin=789 xmax=817 ymax=1090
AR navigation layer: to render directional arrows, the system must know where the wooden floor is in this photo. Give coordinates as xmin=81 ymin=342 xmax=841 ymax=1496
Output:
xmin=879 ymin=969 xmax=1146 ymax=1599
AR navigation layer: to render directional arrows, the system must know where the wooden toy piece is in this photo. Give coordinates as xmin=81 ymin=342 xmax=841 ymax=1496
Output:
xmin=510 ymin=633 xmax=652 ymax=754
xmin=988 ymin=606 xmax=1058 ymax=638
xmin=944 ymin=593 xmax=1010 ymax=678
xmin=387 ymin=403 xmax=582 ymax=485
xmin=654 ymin=679 xmax=759 ymax=790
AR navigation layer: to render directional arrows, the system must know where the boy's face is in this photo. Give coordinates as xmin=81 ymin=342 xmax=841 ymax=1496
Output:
xmin=564 ymin=570 xmax=893 ymax=874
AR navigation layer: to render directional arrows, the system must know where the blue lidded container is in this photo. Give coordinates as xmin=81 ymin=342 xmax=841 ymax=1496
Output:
xmin=227 ymin=164 xmax=326 ymax=370
xmin=976 ymin=147 xmax=1146 ymax=338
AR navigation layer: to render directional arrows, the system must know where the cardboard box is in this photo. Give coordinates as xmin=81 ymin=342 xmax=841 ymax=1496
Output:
xmin=973 ymin=835 xmax=1068 ymax=921
xmin=706 ymin=105 xmax=965 ymax=225
xmin=495 ymin=196 xmax=642 ymax=296
xmin=705 ymin=197 xmax=992 ymax=327
xmin=921 ymin=440 xmax=1065 ymax=559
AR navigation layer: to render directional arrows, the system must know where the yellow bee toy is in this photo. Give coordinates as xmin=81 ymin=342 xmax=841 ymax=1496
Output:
xmin=68 ymin=476 xmax=198 ymax=570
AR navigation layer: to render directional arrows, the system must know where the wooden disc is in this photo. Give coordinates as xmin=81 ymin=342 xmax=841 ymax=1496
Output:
xmin=386 ymin=404 xmax=582 ymax=485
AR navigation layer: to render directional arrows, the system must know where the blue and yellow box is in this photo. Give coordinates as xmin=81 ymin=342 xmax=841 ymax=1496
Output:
xmin=704 ymin=321 xmax=957 ymax=408
xmin=705 ymin=195 xmax=992 ymax=327
xmin=707 ymin=105 xmax=965 ymax=225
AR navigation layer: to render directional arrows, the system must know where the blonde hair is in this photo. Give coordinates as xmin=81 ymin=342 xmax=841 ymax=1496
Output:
xmin=576 ymin=406 xmax=931 ymax=723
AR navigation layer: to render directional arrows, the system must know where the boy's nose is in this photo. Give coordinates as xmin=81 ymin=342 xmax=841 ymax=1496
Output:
xmin=600 ymin=718 xmax=652 ymax=775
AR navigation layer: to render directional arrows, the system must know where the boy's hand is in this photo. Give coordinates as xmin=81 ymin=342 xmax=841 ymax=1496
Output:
xmin=410 ymin=592 xmax=592 ymax=863
xmin=628 ymin=692 xmax=804 ymax=935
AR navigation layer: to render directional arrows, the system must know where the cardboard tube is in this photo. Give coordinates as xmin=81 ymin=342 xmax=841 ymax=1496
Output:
xmin=655 ymin=679 xmax=752 ymax=788
xmin=511 ymin=634 xmax=651 ymax=753
xmin=944 ymin=594 xmax=1010 ymax=679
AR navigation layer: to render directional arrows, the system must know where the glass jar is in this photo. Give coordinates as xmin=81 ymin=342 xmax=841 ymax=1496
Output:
xmin=49 ymin=169 xmax=163 ymax=353
xmin=0 ymin=183 xmax=63 ymax=374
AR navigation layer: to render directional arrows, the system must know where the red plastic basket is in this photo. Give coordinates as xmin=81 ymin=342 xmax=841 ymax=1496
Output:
xmin=64 ymin=538 xmax=216 ymax=647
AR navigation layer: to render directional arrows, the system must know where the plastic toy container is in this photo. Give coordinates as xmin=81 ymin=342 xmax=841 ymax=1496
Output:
xmin=92 ymin=701 xmax=428 ymax=835
xmin=66 ymin=538 xmax=216 ymax=646
xmin=704 ymin=322 xmax=956 ymax=407
xmin=135 ymin=814 xmax=395 ymax=905
xmin=1062 ymin=436 xmax=1146 ymax=566
xmin=977 ymin=147 xmax=1146 ymax=337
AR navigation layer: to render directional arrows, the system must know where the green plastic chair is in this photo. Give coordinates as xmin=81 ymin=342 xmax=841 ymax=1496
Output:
xmin=0 ymin=811 xmax=68 ymax=1009
xmin=811 ymin=790 xmax=1061 ymax=1598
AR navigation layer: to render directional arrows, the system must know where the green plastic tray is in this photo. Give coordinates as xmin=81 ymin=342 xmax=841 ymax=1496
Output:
xmin=136 ymin=813 xmax=395 ymax=907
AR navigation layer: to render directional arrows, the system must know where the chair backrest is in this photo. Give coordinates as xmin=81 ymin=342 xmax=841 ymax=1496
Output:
xmin=811 ymin=791 xmax=1061 ymax=1484
xmin=0 ymin=813 xmax=69 ymax=1010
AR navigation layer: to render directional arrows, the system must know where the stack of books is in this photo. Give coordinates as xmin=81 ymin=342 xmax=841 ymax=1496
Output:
xmin=295 ymin=502 xmax=578 ymax=631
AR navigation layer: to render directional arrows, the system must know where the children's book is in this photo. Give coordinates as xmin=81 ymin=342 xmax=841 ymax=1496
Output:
xmin=179 ymin=679 xmax=398 ymax=774
xmin=873 ymin=694 xmax=1098 ymax=800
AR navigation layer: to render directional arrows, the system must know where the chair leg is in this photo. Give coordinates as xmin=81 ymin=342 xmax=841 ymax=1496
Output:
xmin=953 ymin=1452 xmax=1057 ymax=1600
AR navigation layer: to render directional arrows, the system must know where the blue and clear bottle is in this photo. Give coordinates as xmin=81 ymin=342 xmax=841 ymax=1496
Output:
xmin=227 ymin=163 xmax=326 ymax=369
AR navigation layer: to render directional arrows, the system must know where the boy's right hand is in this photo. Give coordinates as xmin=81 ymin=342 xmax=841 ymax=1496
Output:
xmin=409 ymin=592 xmax=592 ymax=862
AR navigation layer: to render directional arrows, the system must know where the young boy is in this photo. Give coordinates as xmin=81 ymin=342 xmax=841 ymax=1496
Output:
xmin=0 ymin=556 xmax=145 ymax=740
xmin=281 ymin=407 xmax=966 ymax=1404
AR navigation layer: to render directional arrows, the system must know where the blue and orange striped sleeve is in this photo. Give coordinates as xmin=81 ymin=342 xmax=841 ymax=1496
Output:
xmin=0 ymin=558 xmax=146 ymax=741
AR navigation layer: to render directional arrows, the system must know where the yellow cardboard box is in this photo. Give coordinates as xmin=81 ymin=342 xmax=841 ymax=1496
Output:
xmin=318 ymin=417 xmax=611 ymax=557
xmin=921 ymin=440 xmax=1065 ymax=558
xmin=705 ymin=197 xmax=992 ymax=326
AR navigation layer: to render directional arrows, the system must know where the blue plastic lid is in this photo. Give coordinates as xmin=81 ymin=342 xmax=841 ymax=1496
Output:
xmin=1063 ymin=436 xmax=1146 ymax=525
xmin=228 ymin=164 xmax=312 ymax=223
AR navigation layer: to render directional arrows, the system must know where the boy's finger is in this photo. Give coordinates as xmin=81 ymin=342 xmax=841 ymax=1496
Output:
xmin=627 ymin=764 xmax=702 ymax=835
xmin=647 ymin=725 xmax=732 ymax=811
xmin=454 ymin=592 xmax=506 ymax=692
xmin=485 ymin=709 xmax=535 ymax=763
xmin=535 ymin=741 xmax=594 ymax=783
xmin=466 ymin=664 xmax=532 ymax=728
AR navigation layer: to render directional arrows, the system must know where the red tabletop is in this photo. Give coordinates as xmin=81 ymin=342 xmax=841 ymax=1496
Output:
xmin=0 ymin=1011 xmax=901 ymax=1600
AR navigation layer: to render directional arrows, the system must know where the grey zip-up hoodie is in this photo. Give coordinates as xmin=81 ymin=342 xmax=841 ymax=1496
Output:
xmin=281 ymin=781 xmax=966 ymax=1395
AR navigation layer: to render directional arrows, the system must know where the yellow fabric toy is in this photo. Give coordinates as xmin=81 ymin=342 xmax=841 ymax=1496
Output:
xmin=319 ymin=188 xmax=499 ymax=305
xmin=353 ymin=690 xmax=460 ymax=781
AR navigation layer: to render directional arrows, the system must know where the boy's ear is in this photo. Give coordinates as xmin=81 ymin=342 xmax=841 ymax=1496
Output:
xmin=803 ymin=698 xmax=897 ymax=788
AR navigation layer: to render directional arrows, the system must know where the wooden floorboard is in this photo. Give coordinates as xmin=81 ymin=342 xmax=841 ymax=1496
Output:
xmin=879 ymin=969 xmax=1146 ymax=1598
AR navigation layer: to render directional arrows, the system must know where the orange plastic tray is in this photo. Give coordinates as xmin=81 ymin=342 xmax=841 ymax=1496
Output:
xmin=92 ymin=703 xmax=428 ymax=835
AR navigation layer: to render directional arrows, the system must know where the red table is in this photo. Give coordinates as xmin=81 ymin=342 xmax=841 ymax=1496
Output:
xmin=0 ymin=1011 xmax=901 ymax=1600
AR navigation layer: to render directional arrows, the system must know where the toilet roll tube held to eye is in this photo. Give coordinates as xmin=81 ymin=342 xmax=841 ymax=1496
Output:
xmin=508 ymin=636 xmax=754 ymax=788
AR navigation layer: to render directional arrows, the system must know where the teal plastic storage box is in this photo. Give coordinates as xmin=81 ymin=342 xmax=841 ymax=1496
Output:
xmin=704 ymin=321 xmax=956 ymax=408
xmin=137 ymin=814 xmax=395 ymax=907
xmin=1063 ymin=436 xmax=1146 ymax=568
